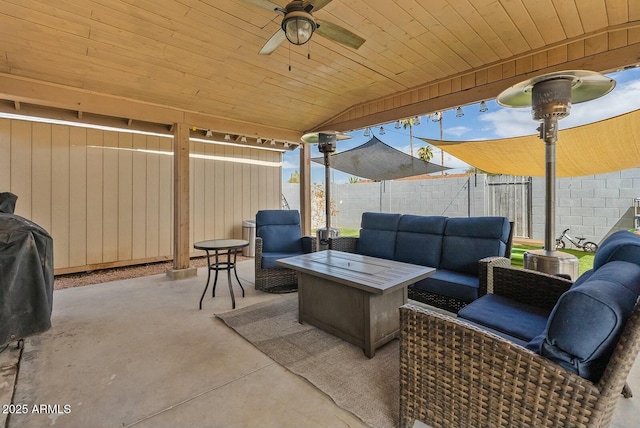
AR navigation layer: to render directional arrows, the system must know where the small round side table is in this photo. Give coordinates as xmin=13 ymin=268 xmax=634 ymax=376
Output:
xmin=194 ymin=239 xmax=249 ymax=309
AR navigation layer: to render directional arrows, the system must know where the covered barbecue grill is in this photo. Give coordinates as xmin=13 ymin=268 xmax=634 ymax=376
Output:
xmin=0 ymin=192 xmax=54 ymax=345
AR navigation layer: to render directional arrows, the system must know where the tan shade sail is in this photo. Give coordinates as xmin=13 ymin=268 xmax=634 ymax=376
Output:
xmin=418 ymin=109 xmax=640 ymax=177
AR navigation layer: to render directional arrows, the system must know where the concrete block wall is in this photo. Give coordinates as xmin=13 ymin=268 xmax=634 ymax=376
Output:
xmin=283 ymin=168 xmax=640 ymax=244
xmin=284 ymin=176 xmax=486 ymax=230
xmin=535 ymin=169 xmax=639 ymax=245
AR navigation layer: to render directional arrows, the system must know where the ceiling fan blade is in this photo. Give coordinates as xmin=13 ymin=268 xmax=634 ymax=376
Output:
xmin=259 ymin=30 xmax=287 ymax=55
xmin=315 ymin=20 xmax=365 ymax=50
xmin=240 ymin=0 xmax=283 ymax=13
xmin=304 ymin=0 xmax=334 ymax=12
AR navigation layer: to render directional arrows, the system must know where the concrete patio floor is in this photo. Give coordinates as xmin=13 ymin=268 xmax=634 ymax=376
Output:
xmin=1 ymin=260 xmax=639 ymax=428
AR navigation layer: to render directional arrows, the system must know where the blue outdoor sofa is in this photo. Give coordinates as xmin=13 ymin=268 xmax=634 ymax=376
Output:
xmin=329 ymin=212 xmax=513 ymax=312
xmin=399 ymin=230 xmax=640 ymax=428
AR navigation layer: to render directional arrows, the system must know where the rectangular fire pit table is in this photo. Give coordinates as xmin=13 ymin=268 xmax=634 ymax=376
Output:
xmin=276 ymin=250 xmax=435 ymax=357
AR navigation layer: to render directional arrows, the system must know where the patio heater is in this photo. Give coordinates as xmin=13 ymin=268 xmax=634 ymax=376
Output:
xmin=497 ymin=70 xmax=615 ymax=279
xmin=301 ymin=130 xmax=352 ymax=249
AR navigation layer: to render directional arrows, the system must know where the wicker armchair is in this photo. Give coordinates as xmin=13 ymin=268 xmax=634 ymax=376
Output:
xmin=399 ymin=265 xmax=640 ymax=428
xmin=254 ymin=210 xmax=316 ymax=293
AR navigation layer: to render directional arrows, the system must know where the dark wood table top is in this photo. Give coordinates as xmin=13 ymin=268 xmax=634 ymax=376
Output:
xmin=194 ymin=239 xmax=249 ymax=251
xmin=276 ymin=250 xmax=435 ymax=295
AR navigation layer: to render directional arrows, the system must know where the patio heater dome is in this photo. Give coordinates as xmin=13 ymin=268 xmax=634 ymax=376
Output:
xmin=301 ymin=131 xmax=352 ymax=248
xmin=497 ymin=70 xmax=615 ymax=279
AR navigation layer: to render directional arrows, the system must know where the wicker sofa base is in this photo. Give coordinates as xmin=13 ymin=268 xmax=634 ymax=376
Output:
xmin=254 ymin=268 xmax=298 ymax=294
xmin=408 ymin=287 xmax=468 ymax=313
xmin=256 ymin=281 xmax=298 ymax=294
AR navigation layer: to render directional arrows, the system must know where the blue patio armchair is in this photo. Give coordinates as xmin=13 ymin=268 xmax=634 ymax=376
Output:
xmin=254 ymin=210 xmax=316 ymax=293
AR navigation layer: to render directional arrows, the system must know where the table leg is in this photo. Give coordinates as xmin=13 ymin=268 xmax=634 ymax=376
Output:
xmin=232 ymin=247 xmax=245 ymax=297
xmin=227 ymin=249 xmax=236 ymax=309
xmin=199 ymin=250 xmax=212 ymax=310
xmin=212 ymin=250 xmax=220 ymax=297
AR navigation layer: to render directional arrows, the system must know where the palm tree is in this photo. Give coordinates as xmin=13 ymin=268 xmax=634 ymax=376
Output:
xmin=417 ymin=145 xmax=433 ymax=162
xmin=400 ymin=117 xmax=421 ymax=157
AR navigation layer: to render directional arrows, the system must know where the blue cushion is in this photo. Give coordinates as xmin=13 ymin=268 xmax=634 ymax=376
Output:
xmin=357 ymin=229 xmax=396 ymax=259
xmin=395 ymin=215 xmax=446 ymax=267
xmin=356 ymin=212 xmax=401 ymax=259
xmin=541 ymin=261 xmax=640 ymax=382
xmin=593 ymin=230 xmax=640 ymax=270
xmin=261 ymin=252 xmax=304 ymax=269
xmin=526 ymin=268 xmax=598 ymax=353
xmin=569 ymin=268 xmax=595 ymax=289
xmin=464 ymin=319 xmax=529 ymax=348
xmin=440 ymin=217 xmax=510 ymax=275
xmin=411 ymin=269 xmax=479 ymax=303
xmin=258 ymin=225 xmax=302 ymax=253
xmin=256 ymin=210 xmax=303 ymax=254
xmin=256 ymin=210 xmax=301 ymax=226
xmin=444 ymin=216 xmax=511 ymax=241
xmin=397 ymin=214 xmax=447 ymax=234
xmin=360 ymin=212 xmax=401 ymax=231
xmin=458 ymin=294 xmax=550 ymax=342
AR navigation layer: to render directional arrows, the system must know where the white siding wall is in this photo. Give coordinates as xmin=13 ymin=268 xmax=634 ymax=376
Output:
xmin=0 ymin=119 xmax=281 ymax=273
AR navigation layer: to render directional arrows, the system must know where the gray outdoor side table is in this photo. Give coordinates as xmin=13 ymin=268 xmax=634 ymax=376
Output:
xmin=194 ymin=239 xmax=249 ymax=310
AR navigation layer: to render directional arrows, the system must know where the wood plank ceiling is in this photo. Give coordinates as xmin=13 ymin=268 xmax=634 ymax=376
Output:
xmin=0 ymin=0 xmax=639 ymax=145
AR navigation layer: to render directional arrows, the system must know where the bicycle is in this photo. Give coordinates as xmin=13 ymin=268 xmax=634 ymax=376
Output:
xmin=555 ymin=228 xmax=598 ymax=252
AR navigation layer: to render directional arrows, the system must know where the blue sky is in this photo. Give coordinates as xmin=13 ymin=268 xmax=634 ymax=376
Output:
xmin=283 ymin=67 xmax=640 ymax=184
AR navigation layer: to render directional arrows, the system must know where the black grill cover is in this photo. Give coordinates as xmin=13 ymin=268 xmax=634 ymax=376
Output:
xmin=0 ymin=192 xmax=54 ymax=345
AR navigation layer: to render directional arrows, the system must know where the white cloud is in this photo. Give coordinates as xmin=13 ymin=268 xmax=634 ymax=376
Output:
xmin=479 ymin=78 xmax=640 ymax=138
xmin=561 ymin=79 xmax=640 ymax=128
xmin=445 ymin=125 xmax=472 ymax=138
xmin=478 ymin=108 xmax=534 ymax=138
xmin=282 ymin=159 xmax=299 ymax=169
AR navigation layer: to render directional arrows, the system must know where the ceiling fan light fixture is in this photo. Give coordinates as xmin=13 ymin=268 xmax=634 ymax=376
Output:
xmin=282 ymin=2 xmax=317 ymax=46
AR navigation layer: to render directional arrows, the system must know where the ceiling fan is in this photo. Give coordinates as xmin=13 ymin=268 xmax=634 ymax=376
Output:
xmin=242 ymin=0 xmax=365 ymax=55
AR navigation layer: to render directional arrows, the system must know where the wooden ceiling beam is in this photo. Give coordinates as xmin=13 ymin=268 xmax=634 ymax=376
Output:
xmin=0 ymin=73 xmax=303 ymax=143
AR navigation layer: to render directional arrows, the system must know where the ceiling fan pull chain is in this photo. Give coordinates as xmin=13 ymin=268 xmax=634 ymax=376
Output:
xmin=288 ymin=43 xmax=292 ymax=71
xmin=308 ymin=42 xmax=311 ymax=60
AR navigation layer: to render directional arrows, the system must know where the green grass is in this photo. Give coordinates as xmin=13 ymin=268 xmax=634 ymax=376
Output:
xmin=337 ymin=228 xmax=360 ymax=237
xmin=311 ymin=228 xmax=360 ymax=237
xmin=328 ymin=230 xmax=595 ymax=275
xmin=511 ymin=244 xmax=594 ymax=275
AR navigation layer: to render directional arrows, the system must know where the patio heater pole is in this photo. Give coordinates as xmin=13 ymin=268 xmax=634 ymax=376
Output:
xmin=319 ymin=132 xmax=336 ymax=240
xmin=497 ymin=71 xmax=615 ymax=280
xmin=539 ymin=101 xmax=560 ymax=252
xmin=300 ymin=130 xmax=352 ymax=249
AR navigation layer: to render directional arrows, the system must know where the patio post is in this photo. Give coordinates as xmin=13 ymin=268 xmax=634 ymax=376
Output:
xmin=299 ymin=143 xmax=312 ymax=236
xmin=167 ymin=122 xmax=196 ymax=280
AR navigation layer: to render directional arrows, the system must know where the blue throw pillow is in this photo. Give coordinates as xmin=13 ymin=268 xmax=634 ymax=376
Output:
xmin=540 ymin=261 xmax=640 ymax=382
